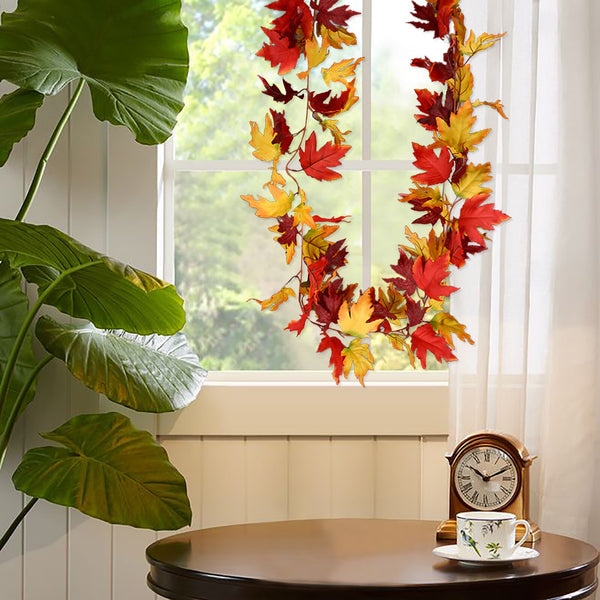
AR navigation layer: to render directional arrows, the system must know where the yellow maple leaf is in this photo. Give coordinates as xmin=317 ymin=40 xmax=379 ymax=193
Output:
xmin=302 ymin=224 xmax=338 ymax=262
xmin=378 ymin=286 xmax=406 ymax=320
xmin=249 ymin=113 xmax=280 ymax=163
xmin=460 ymin=31 xmax=505 ymax=56
xmin=250 ymin=287 xmax=296 ymax=311
xmin=451 ymin=162 xmax=492 ymax=198
xmin=337 ymin=290 xmax=383 ymax=338
xmin=400 ymin=227 xmax=446 ymax=261
xmin=293 ymin=190 xmax=317 ymax=229
xmin=431 ymin=312 xmax=474 ymax=348
xmin=452 ymin=11 xmax=467 ymax=45
xmin=269 ymin=165 xmax=286 ymax=187
xmin=319 ymin=118 xmax=351 ymax=145
xmin=319 ymin=24 xmax=356 ymax=49
xmin=342 ymin=338 xmax=374 ymax=386
xmin=321 ymin=57 xmax=364 ymax=87
xmin=448 ymin=64 xmax=473 ymax=104
xmin=387 ymin=334 xmax=416 ymax=368
xmin=435 ymin=101 xmax=491 ymax=157
xmin=473 ymin=99 xmax=508 ymax=119
xmin=297 ymin=36 xmax=330 ymax=79
xmin=241 ymin=183 xmax=293 ymax=219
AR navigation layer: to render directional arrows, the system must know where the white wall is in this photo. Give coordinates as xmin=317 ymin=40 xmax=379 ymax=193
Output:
xmin=0 ymin=85 xmax=449 ymax=600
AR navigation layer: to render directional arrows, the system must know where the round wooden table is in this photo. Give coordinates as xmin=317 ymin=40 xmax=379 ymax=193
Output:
xmin=146 ymin=519 xmax=599 ymax=600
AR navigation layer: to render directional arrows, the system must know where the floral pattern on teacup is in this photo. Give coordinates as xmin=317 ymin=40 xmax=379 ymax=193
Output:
xmin=482 ymin=520 xmax=504 ymax=537
xmin=485 ymin=542 xmax=503 ymax=559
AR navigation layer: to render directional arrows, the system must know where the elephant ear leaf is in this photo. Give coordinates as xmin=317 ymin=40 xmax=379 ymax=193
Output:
xmin=0 ymin=219 xmax=185 ymax=335
xmin=12 ymin=412 xmax=192 ymax=530
xmin=36 ymin=317 xmax=206 ymax=413
xmin=0 ymin=263 xmax=37 ymax=441
xmin=0 ymin=88 xmax=43 ymax=166
xmin=0 ymin=0 xmax=188 ymax=144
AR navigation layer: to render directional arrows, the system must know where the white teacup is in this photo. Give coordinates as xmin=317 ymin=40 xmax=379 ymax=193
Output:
xmin=456 ymin=511 xmax=531 ymax=560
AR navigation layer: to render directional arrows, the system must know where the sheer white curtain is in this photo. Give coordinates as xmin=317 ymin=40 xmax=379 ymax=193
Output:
xmin=449 ymin=0 xmax=600 ymax=545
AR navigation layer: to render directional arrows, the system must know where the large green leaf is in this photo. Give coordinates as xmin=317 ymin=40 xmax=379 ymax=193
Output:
xmin=36 ymin=317 xmax=206 ymax=413
xmin=0 ymin=88 xmax=44 ymax=166
xmin=13 ymin=412 xmax=191 ymax=530
xmin=0 ymin=0 xmax=188 ymax=144
xmin=0 ymin=219 xmax=185 ymax=335
xmin=0 ymin=263 xmax=37 ymax=441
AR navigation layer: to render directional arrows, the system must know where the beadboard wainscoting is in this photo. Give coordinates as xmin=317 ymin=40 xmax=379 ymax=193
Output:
xmin=159 ymin=383 xmax=450 ymax=531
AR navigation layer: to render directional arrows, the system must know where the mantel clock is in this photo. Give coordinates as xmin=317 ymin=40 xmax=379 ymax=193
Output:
xmin=436 ymin=431 xmax=541 ymax=542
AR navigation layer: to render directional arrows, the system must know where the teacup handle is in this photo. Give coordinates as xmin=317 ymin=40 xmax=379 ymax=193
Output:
xmin=514 ymin=519 xmax=532 ymax=550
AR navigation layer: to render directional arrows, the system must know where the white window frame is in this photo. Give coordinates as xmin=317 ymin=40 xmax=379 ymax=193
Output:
xmin=158 ymin=0 xmax=451 ymax=436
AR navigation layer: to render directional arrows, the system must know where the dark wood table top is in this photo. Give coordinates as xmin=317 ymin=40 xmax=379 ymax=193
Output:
xmin=146 ymin=519 xmax=599 ymax=600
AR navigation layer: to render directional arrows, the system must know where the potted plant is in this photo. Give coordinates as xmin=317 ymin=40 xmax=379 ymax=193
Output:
xmin=0 ymin=0 xmax=205 ymax=551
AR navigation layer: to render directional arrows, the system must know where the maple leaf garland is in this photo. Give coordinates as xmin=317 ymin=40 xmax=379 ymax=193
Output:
xmin=242 ymin=0 xmax=509 ymax=384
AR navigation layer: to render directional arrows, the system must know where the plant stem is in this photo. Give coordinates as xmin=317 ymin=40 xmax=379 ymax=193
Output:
xmin=15 ymin=78 xmax=85 ymax=222
xmin=0 ymin=354 xmax=54 ymax=470
xmin=0 ymin=497 xmax=38 ymax=552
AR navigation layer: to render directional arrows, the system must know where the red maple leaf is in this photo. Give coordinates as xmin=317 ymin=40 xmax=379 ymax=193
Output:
xmin=270 ymin=109 xmax=294 ymax=153
xmin=317 ymin=334 xmax=345 ymax=383
xmin=411 ymin=56 xmax=453 ymax=83
xmin=258 ymin=0 xmax=314 ymax=74
xmin=451 ymin=155 xmax=468 ymax=184
xmin=414 ymin=88 xmax=453 ymax=130
xmin=411 ymin=322 xmax=457 ymax=368
xmin=314 ymin=279 xmax=347 ymax=326
xmin=273 ymin=214 xmax=299 ymax=246
xmin=412 ymin=253 xmax=459 ymax=300
xmin=406 ymin=296 xmax=427 ymax=328
xmin=299 ymin=131 xmax=350 ymax=181
xmin=257 ymin=27 xmax=303 ymax=75
xmin=313 ymin=214 xmax=351 ymax=223
xmin=311 ymin=0 xmax=360 ymax=30
xmin=286 ymin=308 xmax=311 ymax=335
xmin=409 ymin=0 xmax=455 ymax=39
xmin=259 ymin=76 xmax=303 ymax=104
xmin=411 ymin=143 xmax=453 ymax=185
xmin=309 ymin=88 xmax=351 ymax=116
xmin=458 ymin=193 xmax=510 ymax=246
xmin=307 ymin=256 xmax=327 ymax=299
xmin=323 ymin=238 xmax=348 ymax=273
xmin=384 ymin=250 xmax=417 ymax=295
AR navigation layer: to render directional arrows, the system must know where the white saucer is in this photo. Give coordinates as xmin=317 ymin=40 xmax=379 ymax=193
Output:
xmin=432 ymin=544 xmax=539 ymax=565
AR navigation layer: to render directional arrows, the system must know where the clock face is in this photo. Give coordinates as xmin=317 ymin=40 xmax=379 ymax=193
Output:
xmin=454 ymin=445 xmax=519 ymax=510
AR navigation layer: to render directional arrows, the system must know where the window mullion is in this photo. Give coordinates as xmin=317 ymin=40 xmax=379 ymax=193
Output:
xmin=362 ymin=0 xmax=373 ymax=290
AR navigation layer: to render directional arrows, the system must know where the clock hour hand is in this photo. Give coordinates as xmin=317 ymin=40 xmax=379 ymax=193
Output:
xmin=467 ymin=465 xmax=487 ymax=480
xmin=487 ymin=465 xmax=512 ymax=479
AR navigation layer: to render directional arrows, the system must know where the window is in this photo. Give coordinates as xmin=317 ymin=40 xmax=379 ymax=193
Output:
xmin=164 ymin=0 xmax=465 ymax=381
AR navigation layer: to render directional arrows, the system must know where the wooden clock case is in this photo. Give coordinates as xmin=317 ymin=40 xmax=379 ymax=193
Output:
xmin=436 ymin=431 xmax=541 ymax=542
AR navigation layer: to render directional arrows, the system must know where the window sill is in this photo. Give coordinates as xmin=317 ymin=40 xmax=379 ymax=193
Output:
xmin=158 ymin=374 xmax=448 ymax=437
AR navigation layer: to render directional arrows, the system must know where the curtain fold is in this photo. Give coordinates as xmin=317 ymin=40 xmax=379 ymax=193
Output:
xmin=449 ymin=0 xmax=600 ymax=545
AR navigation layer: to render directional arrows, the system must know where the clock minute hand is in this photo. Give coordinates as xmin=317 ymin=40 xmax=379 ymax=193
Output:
xmin=488 ymin=465 xmax=511 ymax=479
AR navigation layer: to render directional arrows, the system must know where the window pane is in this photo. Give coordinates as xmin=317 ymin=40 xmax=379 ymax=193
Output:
xmin=177 ymin=0 xmax=363 ymax=160
xmin=371 ymin=0 xmax=446 ymax=160
xmin=370 ymin=171 xmax=446 ymax=371
xmin=175 ymin=171 xmax=361 ymax=370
